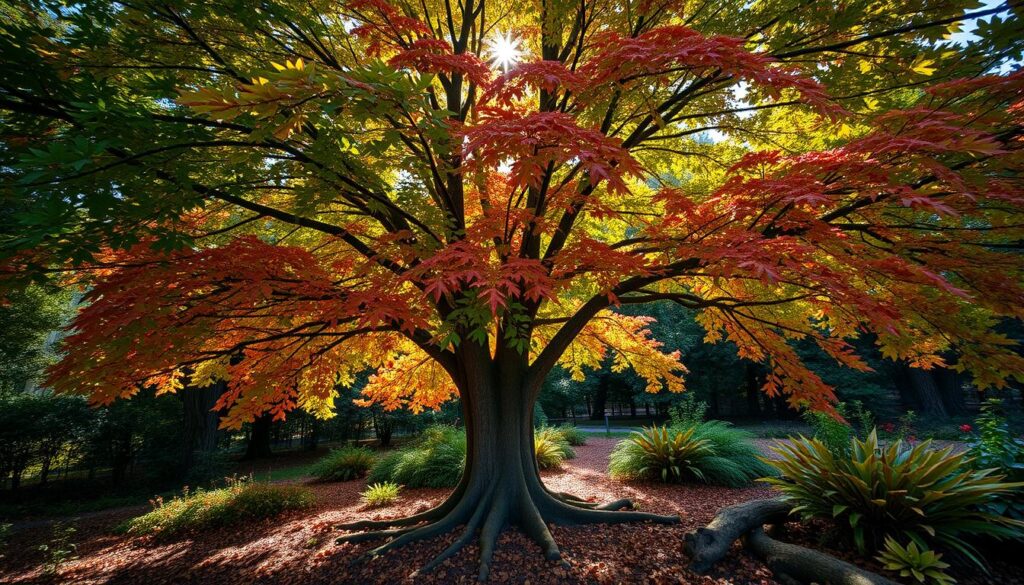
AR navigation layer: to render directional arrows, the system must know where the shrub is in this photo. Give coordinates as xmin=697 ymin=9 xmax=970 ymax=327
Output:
xmin=534 ymin=427 xmax=573 ymax=470
xmin=312 ymin=446 xmax=376 ymax=482
xmin=118 ymin=478 xmax=314 ymax=537
xmin=802 ymin=403 xmax=853 ymax=457
xmin=966 ymin=398 xmax=1024 ymax=522
xmin=763 ymin=430 xmax=1024 ymax=568
xmin=608 ymin=425 xmax=712 ymax=483
xmin=37 ymin=523 xmax=77 ymax=576
xmin=556 ymin=424 xmax=587 ymax=446
xmin=876 ymin=538 xmax=955 ymax=585
xmin=686 ymin=421 xmax=775 ymax=487
xmin=362 ymin=482 xmax=401 ymax=507
xmin=367 ymin=425 xmax=465 ymax=488
xmin=669 ymin=393 xmax=708 ymax=428
xmin=608 ymin=422 xmax=771 ymax=487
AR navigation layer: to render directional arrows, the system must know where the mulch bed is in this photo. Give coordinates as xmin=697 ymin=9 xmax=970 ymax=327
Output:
xmin=1 ymin=438 xmax=1019 ymax=584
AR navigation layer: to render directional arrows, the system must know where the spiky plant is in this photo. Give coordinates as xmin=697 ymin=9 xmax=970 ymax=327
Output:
xmin=764 ymin=430 xmax=1024 ymax=569
xmin=608 ymin=425 xmax=713 ymax=483
xmin=362 ymin=482 xmax=401 ymax=507
xmin=876 ymin=537 xmax=955 ymax=585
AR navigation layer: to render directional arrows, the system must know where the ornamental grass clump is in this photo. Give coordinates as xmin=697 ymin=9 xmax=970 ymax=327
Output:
xmin=608 ymin=422 xmax=771 ymax=487
xmin=118 ymin=478 xmax=313 ymax=537
xmin=763 ymin=430 xmax=1024 ymax=569
xmin=367 ymin=425 xmax=466 ymax=488
xmin=608 ymin=425 xmax=713 ymax=483
xmin=556 ymin=423 xmax=588 ymax=446
xmin=533 ymin=426 xmax=574 ymax=469
xmin=312 ymin=446 xmax=376 ymax=482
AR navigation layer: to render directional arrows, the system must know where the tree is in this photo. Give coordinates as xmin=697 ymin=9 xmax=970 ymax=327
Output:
xmin=2 ymin=0 xmax=1023 ymax=579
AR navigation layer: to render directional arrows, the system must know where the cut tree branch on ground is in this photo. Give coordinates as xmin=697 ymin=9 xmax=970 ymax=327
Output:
xmin=744 ymin=527 xmax=900 ymax=585
xmin=683 ymin=497 xmax=793 ymax=572
xmin=685 ymin=497 xmax=900 ymax=585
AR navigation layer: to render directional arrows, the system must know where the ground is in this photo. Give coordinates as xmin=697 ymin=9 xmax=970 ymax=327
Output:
xmin=0 ymin=438 xmax=1020 ymax=584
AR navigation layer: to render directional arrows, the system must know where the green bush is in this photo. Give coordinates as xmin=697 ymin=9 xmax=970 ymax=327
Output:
xmin=312 ymin=446 xmax=376 ymax=482
xmin=534 ymin=427 xmax=574 ymax=470
xmin=686 ymin=421 xmax=775 ymax=486
xmin=876 ymin=537 xmax=955 ymax=585
xmin=966 ymin=398 xmax=1024 ymax=522
xmin=763 ymin=430 xmax=1024 ymax=568
xmin=118 ymin=478 xmax=314 ymax=537
xmin=361 ymin=482 xmax=400 ymax=507
xmin=608 ymin=425 xmax=711 ymax=483
xmin=367 ymin=425 xmax=466 ymax=488
xmin=556 ymin=424 xmax=587 ymax=446
xmin=669 ymin=393 xmax=708 ymax=427
xmin=802 ymin=403 xmax=853 ymax=457
xmin=608 ymin=422 xmax=770 ymax=487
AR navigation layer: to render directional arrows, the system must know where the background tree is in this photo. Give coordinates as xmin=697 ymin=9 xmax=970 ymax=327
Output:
xmin=2 ymin=0 xmax=1023 ymax=578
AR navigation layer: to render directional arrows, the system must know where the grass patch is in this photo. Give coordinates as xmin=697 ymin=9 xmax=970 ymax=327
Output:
xmin=117 ymin=478 xmax=313 ymax=537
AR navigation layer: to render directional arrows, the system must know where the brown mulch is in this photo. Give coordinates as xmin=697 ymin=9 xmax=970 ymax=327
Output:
xmin=0 ymin=437 xmax=1015 ymax=585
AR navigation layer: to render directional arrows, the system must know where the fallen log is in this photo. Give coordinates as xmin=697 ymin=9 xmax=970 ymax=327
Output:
xmin=744 ymin=527 xmax=899 ymax=585
xmin=683 ymin=497 xmax=793 ymax=572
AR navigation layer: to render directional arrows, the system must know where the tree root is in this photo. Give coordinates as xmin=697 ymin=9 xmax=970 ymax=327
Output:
xmin=336 ymin=486 xmax=676 ymax=582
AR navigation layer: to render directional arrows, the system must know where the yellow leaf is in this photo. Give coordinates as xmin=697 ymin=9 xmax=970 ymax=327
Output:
xmin=271 ymin=62 xmax=286 ymax=71
xmin=912 ymin=58 xmax=936 ymax=76
xmin=858 ymin=60 xmax=873 ymax=74
xmin=863 ymin=96 xmax=879 ymax=110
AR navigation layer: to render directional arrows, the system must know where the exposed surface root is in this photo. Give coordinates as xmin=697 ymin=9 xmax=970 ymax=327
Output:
xmin=338 ymin=486 xmax=677 ymax=581
xmin=414 ymin=489 xmax=493 ymax=576
xmin=335 ymin=525 xmax=418 ymax=545
xmin=593 ymin=498 xmax=633 ymax=511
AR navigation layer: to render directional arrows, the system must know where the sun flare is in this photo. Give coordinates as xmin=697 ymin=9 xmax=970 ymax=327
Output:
xmin=486 ymin=30 xmax=524 ymax=72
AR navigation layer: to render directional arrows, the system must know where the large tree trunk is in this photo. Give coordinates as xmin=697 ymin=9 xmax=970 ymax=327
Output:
xmin=181 ymin=381 xmax=223 ymax=473
xmin=589 ymin=376 xmax=608 ymax=421
xmin=244 ymin=413 xmax=273 ymax=460
xmin=336 ymin=345 xmax=677 ymax=580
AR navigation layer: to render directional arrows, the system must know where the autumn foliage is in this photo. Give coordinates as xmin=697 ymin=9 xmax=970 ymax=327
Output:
xmin=2 ymin=0 xmax=1023 ymax=576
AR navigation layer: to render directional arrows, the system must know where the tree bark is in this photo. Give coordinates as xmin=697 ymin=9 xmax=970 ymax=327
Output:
xmin=683 ymin=498 xmax=793 ymax=572
xmin=744 ymin=528 xmax=899 ymax=585
xmin=244 ymin=413 xmax=273 ymax=460
xmin=181 ymin=381 xmax=223 ymax=473
xmin=336 ymin=344 xmax=677 ymax=580
xmin=589 ymin=376 xmax=608 ymax=421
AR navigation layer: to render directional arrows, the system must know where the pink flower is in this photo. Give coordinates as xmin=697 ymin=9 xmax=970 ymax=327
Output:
xmin=881 ymin=422 xmax=896 ymax=433
xmin=959 ymin=424 xmax=973 ymax=433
